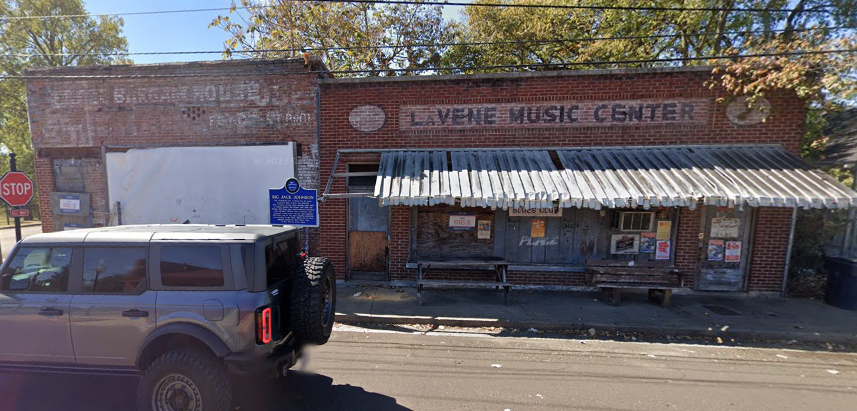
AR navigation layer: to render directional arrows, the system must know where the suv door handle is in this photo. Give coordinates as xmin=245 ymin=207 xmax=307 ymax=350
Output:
xmin=38 ymin=308 xmax=64 ymax=317
xmin=122 ymin=309 xmax=149 ymax=318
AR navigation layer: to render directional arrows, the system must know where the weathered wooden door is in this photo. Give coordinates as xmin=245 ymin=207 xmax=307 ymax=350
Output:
xmin=348 ymin=197 xmax=389 ymax=281
xmin=698 ymin=206 xmax=754 ymax=291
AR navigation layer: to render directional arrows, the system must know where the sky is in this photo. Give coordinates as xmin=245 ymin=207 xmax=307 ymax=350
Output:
xmin=84 ymin=0 xmax=468 ymax=65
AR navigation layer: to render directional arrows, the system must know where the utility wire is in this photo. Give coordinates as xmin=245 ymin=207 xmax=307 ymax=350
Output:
xmin=3 ymin=48 xmax=855 ymax=79
xmin=0 ymin=0 xmax=835 ymax=21
xmin=2 ymin=25 xmax=853 ymax=59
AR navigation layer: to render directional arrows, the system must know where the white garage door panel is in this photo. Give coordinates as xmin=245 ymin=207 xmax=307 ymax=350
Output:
xmin=106 ymin=145 xmax=295 ymax=225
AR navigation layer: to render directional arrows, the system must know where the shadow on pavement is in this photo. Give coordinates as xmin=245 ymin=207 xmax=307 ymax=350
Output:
xmin=0 ymin=369 xmax=410 ymax=411
xmin=0 ymin=371 xmax=137 ymax=411
xmin=234 ymin=371 xmax=412 ymax=411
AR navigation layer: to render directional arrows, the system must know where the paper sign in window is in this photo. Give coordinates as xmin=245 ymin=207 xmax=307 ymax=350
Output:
xmin=531 ymin=219 xmax=546 ymax=238
xmin=725 ymin=241 xmax=742 ymax=262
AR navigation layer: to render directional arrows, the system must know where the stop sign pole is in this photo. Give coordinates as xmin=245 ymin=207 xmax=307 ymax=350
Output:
xmin=8 ymin=153 xmax=24 ymax=242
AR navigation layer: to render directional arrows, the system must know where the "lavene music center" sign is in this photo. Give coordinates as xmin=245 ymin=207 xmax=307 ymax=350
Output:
xmin=400 ymin=98 xmax=711 ymax=130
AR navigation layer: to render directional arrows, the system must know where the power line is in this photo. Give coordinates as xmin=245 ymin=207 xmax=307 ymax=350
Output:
xmin=3 ymin=25 xmax=853 ymax=59
xmin=3 ymin=48 xmax=854 ymax=79
xmin=0 ymin=0 xmax=835 ymax=21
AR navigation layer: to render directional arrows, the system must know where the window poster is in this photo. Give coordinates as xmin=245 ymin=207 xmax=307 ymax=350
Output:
xmin=725 ymin=241 xmax=742 ymax=262
xmin=611 ymin=234 xmax=639 ymax=254
xmin=707 ymin=239 xmax=725 ymax=261
xmin=531 ymin=218 xmax=546 ymax=238
xmin=656 ymin=240 xmax=671 ymax=260
xmin=477 ymin=220 xmax=491 ymax=239
xmin=656 ymin=220 xmax=672 ymax=239
xmin=640 ymin=232 xmax=656 ymax=253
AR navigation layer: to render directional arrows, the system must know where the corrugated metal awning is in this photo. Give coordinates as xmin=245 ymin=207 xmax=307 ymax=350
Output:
xmin=371 ymin=145 xmax=857 ymax=209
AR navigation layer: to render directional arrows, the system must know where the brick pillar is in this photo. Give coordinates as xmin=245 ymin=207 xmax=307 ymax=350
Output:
xmin=747 ymin=207 xmax=792 ymax=293
xmin=389 ymin=206 xmax=412 ymax=281
xmin=675 ymin=205 xmax=702 ymax=289
xmin=33 ymin=154 xmax=55 ymax=232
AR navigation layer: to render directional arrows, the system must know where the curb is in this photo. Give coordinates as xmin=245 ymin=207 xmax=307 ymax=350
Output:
xmin=0 ymin=222 xmax=41 ymax=230
xmin=334 ymin=313 xmax=857 ymax=345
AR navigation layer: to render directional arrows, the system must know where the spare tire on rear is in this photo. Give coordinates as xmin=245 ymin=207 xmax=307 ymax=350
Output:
xmin=290 ymin=257 xmax=336 ymax=345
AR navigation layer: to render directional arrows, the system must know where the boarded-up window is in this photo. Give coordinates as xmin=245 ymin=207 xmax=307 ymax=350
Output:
xmin=414 ymin=205 xmax=494 ymax=260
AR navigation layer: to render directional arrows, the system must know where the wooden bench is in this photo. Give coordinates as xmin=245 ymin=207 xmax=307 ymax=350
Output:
xmin=585 ymin=260 xmax=682 ymax=307
xmin=416 ymin=258 xmax=511 ymax=306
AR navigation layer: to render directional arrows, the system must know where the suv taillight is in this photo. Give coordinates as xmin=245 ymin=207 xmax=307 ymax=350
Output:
xmin=256 ymin=307 xmax=272 ymax=344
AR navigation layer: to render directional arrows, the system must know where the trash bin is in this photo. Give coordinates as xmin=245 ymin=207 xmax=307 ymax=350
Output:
xmin=824 ymin=257 xmax=857 ymax=310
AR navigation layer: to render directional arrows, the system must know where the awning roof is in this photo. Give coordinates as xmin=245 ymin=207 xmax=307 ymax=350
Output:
xmin=371 ymin=145 xmax=857 ymax=209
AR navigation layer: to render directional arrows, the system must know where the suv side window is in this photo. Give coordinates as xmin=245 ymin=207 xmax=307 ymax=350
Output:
xmin=82 ymin=247 xmax=148 ymax=294
xmin=160 ymin=246 xmax=224 ymax=287
xmin=0 ymin=247 xmax=73 ymax=292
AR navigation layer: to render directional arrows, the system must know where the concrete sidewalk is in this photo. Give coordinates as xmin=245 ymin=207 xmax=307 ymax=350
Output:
xmin=335 ymin=283 xmax=857 ymax=344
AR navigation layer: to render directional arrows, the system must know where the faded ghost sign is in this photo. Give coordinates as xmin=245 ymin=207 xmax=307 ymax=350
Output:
xmin=401 ymin=98 xmax=711 ymax=130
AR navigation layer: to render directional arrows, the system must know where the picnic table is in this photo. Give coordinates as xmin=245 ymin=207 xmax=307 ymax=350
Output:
xmin=416 ymin=258 xmax=511 ymax=306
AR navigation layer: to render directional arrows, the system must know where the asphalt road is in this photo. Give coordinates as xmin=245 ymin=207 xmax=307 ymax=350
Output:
xmin=0 ymin=224 xmax=42 ymax=259
xmin=1 ymin=325 xmax=855 ymax=411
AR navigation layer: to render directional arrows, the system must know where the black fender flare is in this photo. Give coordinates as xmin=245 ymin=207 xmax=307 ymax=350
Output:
xmin=137 ymin=323 xmax=231 ymax=368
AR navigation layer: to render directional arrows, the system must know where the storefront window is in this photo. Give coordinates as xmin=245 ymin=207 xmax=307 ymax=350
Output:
xmin=618 ymin=212 xmax=654 ymax=231
xmin=411 ymin=206 xmax=678 ymax=266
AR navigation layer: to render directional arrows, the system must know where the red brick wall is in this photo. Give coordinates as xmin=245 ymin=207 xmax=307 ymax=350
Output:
xmin=747 ymin=207 xmax=794 ymax=293
xmin=675 ymin=206 xmax=703 ymax=289
xmin=319 ymin=68 xmax=804 ymax=291
xmin=25 ymin=58 xmax=325 ymax=242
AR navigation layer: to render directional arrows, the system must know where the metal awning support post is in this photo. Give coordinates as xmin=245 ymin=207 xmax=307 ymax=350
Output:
xmin=841 ymin=162 xmax=857 ymax=257
xmin=321 ymin=151 xmax=340 ymax=202
xmin=781 ymin=207 xmax=799 ymax=298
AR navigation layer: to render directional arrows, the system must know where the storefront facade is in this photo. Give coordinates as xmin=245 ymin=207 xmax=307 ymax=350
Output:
xmin=318 ymin=67 xmax=856 ymax=294
xmin=26 ymin=58 xmax=327 ymax=249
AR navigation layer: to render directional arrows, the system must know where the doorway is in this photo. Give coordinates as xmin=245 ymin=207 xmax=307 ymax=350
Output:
xmin=346 ymin=164 xmax=389 ymax=281
xmin=698 ymin=206 xmax=754 ymax=291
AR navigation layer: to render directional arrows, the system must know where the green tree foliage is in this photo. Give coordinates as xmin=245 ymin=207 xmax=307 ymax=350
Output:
xmin=211 ymin=0 xmax=454 ymax=75
xmin=0 ymin=0 xmax=129 ymax=216
xmin=446 ymin=0 xmax=855 ymax=104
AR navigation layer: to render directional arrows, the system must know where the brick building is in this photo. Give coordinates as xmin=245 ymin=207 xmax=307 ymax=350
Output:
xmin=318 ymin=67 xmax=857 ymax=295
xmin=24 ymin=61 xmax=857 ymax=296
xmin=25 ymin=58 xmax=326 ymax=248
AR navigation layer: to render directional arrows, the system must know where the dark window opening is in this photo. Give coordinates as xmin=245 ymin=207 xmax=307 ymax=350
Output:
xmin=266 ymin=237 xmax=298 ymax=286
xmin=347 ymin=163 xmax=380 ymax=188
xmin=0 ymin=247 xmax=72 ymax=292
xmin=160 ymin=246 xmax=224 ymax=287
xmin=83 ymin=248 xmax=148 ymax=294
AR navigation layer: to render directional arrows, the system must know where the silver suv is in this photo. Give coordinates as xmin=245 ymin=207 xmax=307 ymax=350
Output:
xmin=0 ymin=224 xmax=337 ymax=411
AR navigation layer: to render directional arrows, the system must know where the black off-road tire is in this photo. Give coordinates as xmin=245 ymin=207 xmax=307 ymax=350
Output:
xmin=135 ymin=349 xmax=231 ymax=411
xmin=290 ymin=257 xmax=336 ymax=345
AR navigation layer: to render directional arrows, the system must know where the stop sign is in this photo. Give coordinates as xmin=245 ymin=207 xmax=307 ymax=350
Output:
xmin=0 ymin=171 xmax=35 ymax=207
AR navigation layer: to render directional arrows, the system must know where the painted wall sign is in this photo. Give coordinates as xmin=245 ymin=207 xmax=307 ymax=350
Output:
xmin=710 ymin=217 xmax=740 ymax=238
xmin=269 ymin=178 xmax=319 ymax=227
xmin=349 ymin=105 xmax=386 ymax=132
xmin=449 ymin=212 xmax=476 ymax=230
xmin=726 ymin=96 xmax=771 ymax=126
xmin=401 ymin=98 xmax=711 ymax=130
xmin=509 ymin=206 xmax=562 ymax=217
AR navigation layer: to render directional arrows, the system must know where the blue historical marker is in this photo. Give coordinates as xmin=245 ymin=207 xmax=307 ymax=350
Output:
xmin=269 ymin=178 xmax=319 ymax=227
